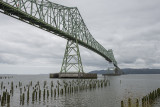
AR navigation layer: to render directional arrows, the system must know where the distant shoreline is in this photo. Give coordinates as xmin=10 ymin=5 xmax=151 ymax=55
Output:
xmin=89 ymin=68 xmax=160 ymax=74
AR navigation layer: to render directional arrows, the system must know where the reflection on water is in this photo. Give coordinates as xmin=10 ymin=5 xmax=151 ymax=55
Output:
xmin=0 ymin=74 xmax=160 ymax=107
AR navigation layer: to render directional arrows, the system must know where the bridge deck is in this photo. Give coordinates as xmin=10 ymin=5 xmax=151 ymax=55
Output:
xmin=0 ymin=0 xmax=119 ymax=69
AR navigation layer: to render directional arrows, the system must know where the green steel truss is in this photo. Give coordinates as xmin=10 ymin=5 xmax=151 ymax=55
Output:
xmin=0 ymin=0 xmax=119 ymax=70
xmin=60 ymin=40 xmax=84 ymax=73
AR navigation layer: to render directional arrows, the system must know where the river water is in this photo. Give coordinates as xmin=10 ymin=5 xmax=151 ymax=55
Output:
xmin=0 ymin=74 xmax=160 ymax=107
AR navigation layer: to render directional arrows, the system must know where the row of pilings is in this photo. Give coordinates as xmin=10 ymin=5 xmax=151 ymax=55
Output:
xmin=121 ymin=88 xmax=160 ymax=107
xmin=0 ymin=76 xmax=13 ymax=79
xmin=121 ymin=98 xmax=139 ymax=107
xmin=0 ymin=79 xmax=110 ymax=106
xmin=142 ymin=88 xmax=160 ymax=107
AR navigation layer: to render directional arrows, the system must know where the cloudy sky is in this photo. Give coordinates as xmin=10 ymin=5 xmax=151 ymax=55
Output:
xmin=0 ymin=0 xmax=160 ymax=74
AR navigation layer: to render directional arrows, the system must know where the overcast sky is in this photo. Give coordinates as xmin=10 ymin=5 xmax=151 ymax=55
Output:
xmin=0 ymin=0 xmax=160 ymax=74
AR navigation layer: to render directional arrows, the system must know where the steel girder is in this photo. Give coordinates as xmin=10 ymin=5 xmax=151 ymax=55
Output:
xmin=0 ymin=0 xmax=119 ymax=69
xmin=60 ymin=40 xmax=84 ymax=73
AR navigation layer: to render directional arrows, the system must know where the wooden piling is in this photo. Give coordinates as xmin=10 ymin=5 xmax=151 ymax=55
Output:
xmin=121 ymin=101 xmax=124 ymax=107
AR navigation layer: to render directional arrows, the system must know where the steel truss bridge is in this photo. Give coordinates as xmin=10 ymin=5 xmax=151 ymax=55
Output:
xmin=0 ymin=0 xmax=120 ymax=74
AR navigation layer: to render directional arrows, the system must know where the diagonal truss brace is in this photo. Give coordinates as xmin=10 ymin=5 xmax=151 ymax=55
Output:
xmin=60 ymin=39 xmax=84 ymax=73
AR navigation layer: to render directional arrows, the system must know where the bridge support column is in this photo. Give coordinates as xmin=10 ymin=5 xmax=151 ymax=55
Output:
xmin=60 ymin=39 xmax=84 ymax=73
xmin=115 ymin=67 xmax=118 ymax=74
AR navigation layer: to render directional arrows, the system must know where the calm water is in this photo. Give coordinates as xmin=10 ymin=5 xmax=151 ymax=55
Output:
xmin=0 ymin=74 xmax=160 ymax=107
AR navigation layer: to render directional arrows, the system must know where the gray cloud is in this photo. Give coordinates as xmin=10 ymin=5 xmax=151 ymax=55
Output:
xmin=0 ymin=0 xmax=160 ymax=74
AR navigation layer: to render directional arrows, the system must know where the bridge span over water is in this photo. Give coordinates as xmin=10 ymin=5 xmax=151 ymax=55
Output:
xmin=0 ymin=0 xmax=120 ymax=74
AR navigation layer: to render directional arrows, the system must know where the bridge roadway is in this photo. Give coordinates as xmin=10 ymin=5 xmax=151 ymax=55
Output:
xmin=0 ymin=0 xmax=119 ymax=70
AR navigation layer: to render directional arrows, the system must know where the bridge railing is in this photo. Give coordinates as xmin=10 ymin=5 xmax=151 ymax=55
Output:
xmin=0 ymin=0 xmax=118 ymax=67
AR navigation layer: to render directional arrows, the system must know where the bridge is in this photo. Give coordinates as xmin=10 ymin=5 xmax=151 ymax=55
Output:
xmin=0 ymin=0 xmax=120 ymax=75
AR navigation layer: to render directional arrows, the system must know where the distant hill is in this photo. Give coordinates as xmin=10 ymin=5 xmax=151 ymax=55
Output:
xmin=89 ymin=68 xmax=160 ymax=74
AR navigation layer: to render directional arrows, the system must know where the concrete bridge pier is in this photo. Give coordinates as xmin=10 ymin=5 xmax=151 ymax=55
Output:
xmin=50 ymin=73 xmax=97 ymax=79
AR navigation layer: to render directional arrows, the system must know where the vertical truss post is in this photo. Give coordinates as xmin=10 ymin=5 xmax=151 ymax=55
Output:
xmin=60 ymin=39 xmax=84 ymax=73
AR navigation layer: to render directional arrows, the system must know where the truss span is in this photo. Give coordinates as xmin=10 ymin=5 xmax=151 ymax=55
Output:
xmin=0 ymin=0 xmax=119 ymax=68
